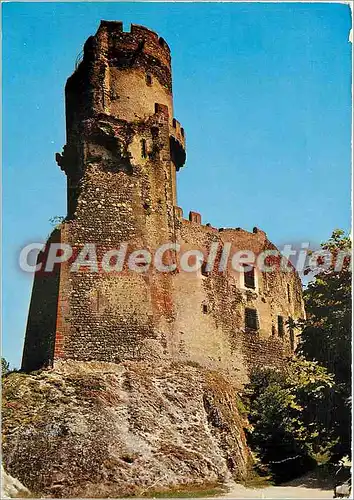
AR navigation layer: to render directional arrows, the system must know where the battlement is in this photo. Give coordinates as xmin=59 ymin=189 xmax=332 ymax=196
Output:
xmin=89 ymin=20 xmax=171 ymax=69
xmin=169 ymin=117 xmax=186 ymax=171
xmin=218 ymin=226 xmax=267 ymax=240
xmin=176 ymin=207 xmax=268 ymax=240
xmin=170 ymin=118 xmax=186 ymax=148
xmin=97 ymin=21 xmax=170 ymax=53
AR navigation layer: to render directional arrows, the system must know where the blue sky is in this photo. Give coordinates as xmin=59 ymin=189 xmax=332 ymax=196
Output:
xmin=2 ymin=2 xmax=352 ymax=368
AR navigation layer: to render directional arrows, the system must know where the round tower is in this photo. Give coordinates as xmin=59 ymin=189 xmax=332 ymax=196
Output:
xmin=59 ymin=21 xmax=186 ymax=216
xmin=39 ymin=21 xmax=188 ymax=368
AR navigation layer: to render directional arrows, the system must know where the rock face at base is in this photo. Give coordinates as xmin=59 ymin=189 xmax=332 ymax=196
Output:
xmin=1 ymin=465 xmax=31 ymax=499
xmin=2 ymin=361 xmax=252 ymax=498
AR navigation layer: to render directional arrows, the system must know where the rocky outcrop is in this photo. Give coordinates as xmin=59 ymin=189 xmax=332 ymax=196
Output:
xmin=1 ymin=465 xmax=31 ymax=498
xmin=2 ymin=361 xmax=252 ymax=498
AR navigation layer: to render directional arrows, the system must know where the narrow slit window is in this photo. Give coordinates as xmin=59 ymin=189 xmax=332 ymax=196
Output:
xmin=146 ymin=73 xmax=152 ymax=86
xmin=245 ymin=308 xmax=259 ymax=330
xmin=243 ymin=265 xmax=255 ymax=289
xmin=141 ymin=139 xmax=147 ymax=158
xmin=201 ymin=261 xmax=210 ymax=277
xmin=202 ymin=304 xmax=208 ymax=314
xmin=289 ymin=316 xmax=295 ymax=350
xmin=287 ymin=283 xmax=291 ymax=303
xmin=278 ymin=315 xmax=284 ymax=337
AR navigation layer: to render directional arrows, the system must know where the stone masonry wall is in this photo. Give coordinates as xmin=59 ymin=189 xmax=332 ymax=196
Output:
xmin=170 ymin=212 xmax=304 ymax=387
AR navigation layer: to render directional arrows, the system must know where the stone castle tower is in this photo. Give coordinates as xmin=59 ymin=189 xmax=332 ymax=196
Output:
xmin=22 ymin=21 xmax=305 ymax=384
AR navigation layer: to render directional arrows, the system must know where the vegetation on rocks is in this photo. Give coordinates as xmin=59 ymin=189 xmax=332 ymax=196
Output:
xmin=2 ymin=360 xmax=252 ymax=498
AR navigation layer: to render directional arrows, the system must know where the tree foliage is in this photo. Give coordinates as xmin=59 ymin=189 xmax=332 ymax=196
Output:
xmin=245 ymin=230 xmax=351 ymax=480
xmin=299 ymin=229 xmax=351 ymax=386
xmin=1 ymin=357 xmax=10 ymax=376
xmin=245 ymin=358 xmax=336 ymax=481
xmin=297 ymin=229 xmax=351 ymax=457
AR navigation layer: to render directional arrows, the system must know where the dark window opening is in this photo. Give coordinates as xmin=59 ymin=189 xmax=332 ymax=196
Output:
xmin=278 ymin=315 xmax=284 ymax=337
xmin=202 ymin=304 xmax=208 ymax=314
xmin=272 ymin=325 xmax=276 ymax=336
xmin=289 ymin=316 xmax=295 ymax=350
xmin=141 ymin=139 xmax=147 ymax=158
xmin=172 ymin=118 xmax=177 ymax=128
xmin=243 ymin=265 xmax=255 ymax=289
xmin=245 ymin=308 xmax=259 ymax=330
xmin=146 ymin=74 xmax=152 ymax=86
xmin=201 ymin=261 xmax=210 ymax=277
xmin=287 ymin=284 xmax=291 ymax=303
xmin=143 ymin=202 xmax=151 ymax=212
xmin=151 ymin=126 xmax=159 ymax=139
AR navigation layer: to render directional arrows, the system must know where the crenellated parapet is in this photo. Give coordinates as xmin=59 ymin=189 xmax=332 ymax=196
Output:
xmin=169 ymin=118 xmax=186 ymax=172
xmin=77 ymin=21 xmax=172 ymax=89
xmin=65 ymin=21 xmax=174 ymax=146
xmin=97 ymin=21 xmax=171 ymax=66
xmin=174 ymin=207 xmax=268 ymax=242
xmin=170 ymin=118 xmax=185 ymax=148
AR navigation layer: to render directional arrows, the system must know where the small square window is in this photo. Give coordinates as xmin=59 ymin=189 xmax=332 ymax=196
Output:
xmin=245 ymin=308 xmax=259 ymax=330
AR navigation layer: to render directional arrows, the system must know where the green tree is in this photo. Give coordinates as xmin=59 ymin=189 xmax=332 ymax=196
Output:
xmin=297 ymin=229 xmax=351 ymax=457
xmin=245 ymin=358 xmax=336 ymax=481
xmin=1 ymin=357 xmax=10 ymax=376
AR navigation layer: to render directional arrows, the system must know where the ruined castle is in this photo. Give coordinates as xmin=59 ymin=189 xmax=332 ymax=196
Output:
xmin=22 ymin=21 xmax=305 ymax=383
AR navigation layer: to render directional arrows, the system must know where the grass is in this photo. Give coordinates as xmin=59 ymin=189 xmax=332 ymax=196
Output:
xmin=145 ymin=488 xmax=225 ymax=498
xmin=139 ymin=483 xmax=227 ymax=498
xmin=241 ymin=469 xmax=274 ymax=489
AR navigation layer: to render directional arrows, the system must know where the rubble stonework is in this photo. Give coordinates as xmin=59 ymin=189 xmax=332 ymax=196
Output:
xmin=21 ymin=21 xmax=305 ymax=383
